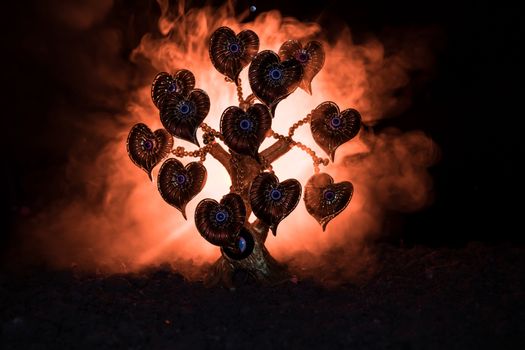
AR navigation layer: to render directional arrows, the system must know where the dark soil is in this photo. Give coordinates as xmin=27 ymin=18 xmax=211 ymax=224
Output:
xmin=1 ymin=243 xmax=524 ymax=349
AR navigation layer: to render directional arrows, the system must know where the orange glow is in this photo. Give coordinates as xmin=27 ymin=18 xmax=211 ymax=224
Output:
xmin=25 ymin=1 xmax=438 ymax=279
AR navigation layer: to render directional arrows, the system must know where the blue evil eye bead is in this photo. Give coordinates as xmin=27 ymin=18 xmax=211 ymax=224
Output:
xmin=229 ymin=42 xmax=240 ymax=53
xmin=269 ymin=67 xmax=283 ymax=81
xmin=195 ymin=193 xmax=246 ymax=246
xmin=278 ymin=40 xmax=325 ymax=95
xmin=178 ymin=101 xmax=192 ymax=115
xmin=175 ymin=174 xmax=186 ymax=185
xmin=270 ymin=188 xmax=282 ymax=201
xmin=249 ymin=50 xmax=303 ymax=112
xmin=238 ymin=236 xmax=247 ymax=252
xmin=249 ymin=172 xmax=302 ymax=235
xmin=310 ymin=101 xmax=361 ymax=162
xmin=127 ymin=123 xmax=173 ymax=181
xmin=142 ymin=139 xmax=154 ymax=151
xmin=249 ymin=5 xmax=257 ymax=12
xmin=223 ymin=227 xmax=255 ymax=260
xmin=220 ymin=104 xmax=272 ymax=160
xmin=239 ymin=119 xmax=252 ymax=131
xmin=167 ymin=82 xmax=177 ymax=93
xmin=160 ymin=89 xmax=210 ymax=147
xmin=157 ymin=159 xmax=207 ymax=219
xmin=215 ymin=210 xmax=229 ymax=223
xmin=323 ymin=189 xmax=336 ymax=201
xmin=330 ymin=116 xmax=342 ymax=128
xmin=151 ymin=70 xmax=195 ymax=109
xmin=209 ymin=27 xmax=259 ymax=84
xmin=304 ymin=173 xmax=354 ymax=231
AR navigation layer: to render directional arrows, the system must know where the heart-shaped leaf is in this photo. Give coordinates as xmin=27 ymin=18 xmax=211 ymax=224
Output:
xmin=310 ymin=101 xmax=361 ymax=161
xmin=249 ymin=172 xmax=301 ymax=235
xmin=195 ymin=193 xmax=247 ymax=246
xmin=127 ymin=123 xmax=173 ymax=180
xmin=151 ymin=70 xmax=195 ymax=109
xmin=209 ymin=27 xmax=259 ymax=84
xmin=304 ymin=173 xmax=353 ymax=231
xmin=248 ymin=50 xmax=303 ymax=113
xmin=278 ymin=40 xmax=325 ymax=95
xmin=157 ymin=158 xmax=207 ymax=219
xmin=160 ymin=89 xmax=210 ymax=147
xmin=222 ymin=226 xmax=255 ymax=260
xmin=220 ymin=103 xmax=272 ymax=160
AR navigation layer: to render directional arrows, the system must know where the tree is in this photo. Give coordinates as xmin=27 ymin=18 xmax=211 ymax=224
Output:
xmin=127 ymin=27 xmax=361 ymax=287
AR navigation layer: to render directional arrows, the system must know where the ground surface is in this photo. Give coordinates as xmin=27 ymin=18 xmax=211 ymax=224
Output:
xmin=1 ymin=243 xmax=524 ymax=349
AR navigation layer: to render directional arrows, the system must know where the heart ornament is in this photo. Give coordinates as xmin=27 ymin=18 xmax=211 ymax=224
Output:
xmin=157 ymin=158 xmax=207 ymax=219
xmin=209 ymin=27 xmax=259 ymax=84
xmin=151 ymin=69 xmax=195 ymax=109
xmin=220 ymin=103 xmax=272 ymax=160
xmin=160 ymin=89 xmax=210 ymax=147
xmin=278 ymin=40 xmax=325 ymax=95
xmin=195 ymin=193 xmax=247 ymax=246
xmin=249 ymin=172 xmax=301 ymax=235
xmin=310 ymin=101 xmax=361 ymax=161
xmin=248 ymin=50 xmax=303 ymax=114
xmin=127 ymin=123 xmax=173 ymax=180
xmin=304 ymin=173 xmax=353 ymax=231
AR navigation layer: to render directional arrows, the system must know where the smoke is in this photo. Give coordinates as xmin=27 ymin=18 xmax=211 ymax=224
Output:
xmin=12 ymin=0 xmax=439 ymax=283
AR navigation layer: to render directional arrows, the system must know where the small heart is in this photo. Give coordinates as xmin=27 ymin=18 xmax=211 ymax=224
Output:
xmin=209 ymin=27 xmax=259 ymax=84
xmin=157 ymin=158 xmax=207 ymax=219
xmin=127 ymin=123 xmax=173 ymax=180
xmin=151 ymin=69 xmax=195 ymax=109
xmin=304 ymin=173 xmax=353 ymax=231
xmin=310 ymin=101 xmax=361 ymax=161
xmin=249 ymin=172 xmax=301 ymax=235
xmin=195 ymin=193 xmax=247 ymax=246
xmin=222 ymin=226 xmax=255 ymax=260
xmin=278 ymin=40 xmax=325 ymax=95
xmin=220 ymin=103 xmax=272 ymax=160
xmin=248 ymin=50 xmax=303 ymax=113
xmin=160 ymin=89 xmax=210 ymax=147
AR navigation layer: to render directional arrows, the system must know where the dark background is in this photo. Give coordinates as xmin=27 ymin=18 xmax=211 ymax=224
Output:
xmin=1 ymin=0 xmax=514 ymax=255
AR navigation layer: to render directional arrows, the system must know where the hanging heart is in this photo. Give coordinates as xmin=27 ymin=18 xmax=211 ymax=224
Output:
xmin=310 ymin=101 xmax=361 ymax=162
xmin=220 ymin=103 xmax=272 ymax=160
xmin=157 ymin=158 xmax=207 ymax=219
xmin=304 ymin=173 xmax=353 ymax=231
xmin=151 ymin=69 xmax=196 ymax=109
xmin=248 ymin=50 xmax=303 ymax=114
xmin=209 ymin=26 xmax=259 ymax=84
xmin=160 ymin=89 xmax=210 ymax=147
xmin=195 ymin=193 xmax=247 ymax=246
xmin=127 ymin=123 xmax=173 ymax=180
xmin=278 ymin=40 xmax=325 ymax=95
xmin=222 ymin=226 xmax=255 ymax=260
xmin=249 ymin=172 xmax=301 ymax=235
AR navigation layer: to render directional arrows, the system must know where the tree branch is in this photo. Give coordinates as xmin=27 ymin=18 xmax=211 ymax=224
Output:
xmin=208 ymin=142 xmax=232 ymax=173
xmin=260 ymin=138 xmax=293 ymax=165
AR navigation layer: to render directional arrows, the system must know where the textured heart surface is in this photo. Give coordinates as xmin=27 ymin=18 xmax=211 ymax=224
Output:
xmin=160 ymin=89 xmax=210 ymax=146
xmin=220 ymin=103 xmax=272 ymax=160
xmin=195 ymin=193 xmax=247 ymax=246
xmin=304 ymin=173 xmax=353 ymax=231
xmin=310 ymin=101 xmax=361 ymax=161
xmin=151 ymin=70 xmax=195 ymax=109
xmin=248 ymin=50 xmax=303 ymax=112
xmin=127 ymin=123 xmax=173 ymax=180
xmin=278 ymin=40 xmax=325 ymax=95
xmin=157 ymin=158 xmax=207 ymax=219
xmin=249 ymin=172 xmax=301 ymax=235
xmin=209 ymin=27 xmax=259 ymax=83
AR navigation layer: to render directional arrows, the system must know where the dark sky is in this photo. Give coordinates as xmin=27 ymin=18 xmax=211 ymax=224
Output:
xmin=3 ymin=0 xmax=515 ymax=255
